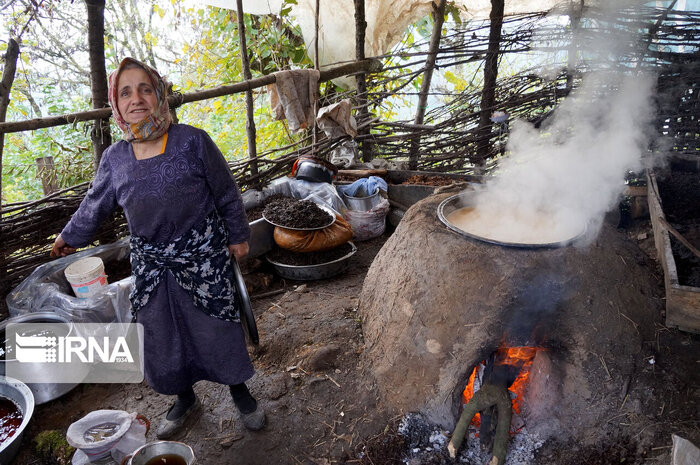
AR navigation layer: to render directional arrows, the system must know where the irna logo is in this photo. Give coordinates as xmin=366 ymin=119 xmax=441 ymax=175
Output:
xmin=15 ymin=334 xmax=134 ymax=363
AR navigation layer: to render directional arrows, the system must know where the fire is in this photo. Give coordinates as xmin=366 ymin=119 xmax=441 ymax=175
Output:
xmin=461 ymin=346 xmax=542 ymax=430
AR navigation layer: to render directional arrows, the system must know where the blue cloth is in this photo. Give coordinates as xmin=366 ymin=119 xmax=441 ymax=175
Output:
xmin=130 ymin=211 xmax=240 ymax=322
xmin=336 ymin=176 xmax=388 ymax=198
xmin=60 ymin=123 xmax=253 ymax=394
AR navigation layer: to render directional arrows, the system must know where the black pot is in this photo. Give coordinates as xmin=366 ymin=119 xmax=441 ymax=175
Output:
xmin=292 ymin=157 xmax=338 ymax=183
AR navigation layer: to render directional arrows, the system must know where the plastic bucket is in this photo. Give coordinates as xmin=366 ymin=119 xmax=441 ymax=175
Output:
xmin=64 ymin=257 xmax=108 ymax=299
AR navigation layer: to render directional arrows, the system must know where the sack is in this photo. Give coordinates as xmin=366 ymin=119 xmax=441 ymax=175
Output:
xmin=274 ymin=215 xmax=354 ymax=252
xmin=345 ymin=198 xmax=390 ymax=241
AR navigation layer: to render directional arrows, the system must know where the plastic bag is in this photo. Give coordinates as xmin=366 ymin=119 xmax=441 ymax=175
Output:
xmin=6 ymin=239 xmax=134 ymax=323
xmin=66 ymin=410 xmax=134 ymax=462
xmin=274 ymin=215 xmax=354 ymax=252
xmin=344 ymin=198 xmax=390 ymax=241
xmin=263 ymin=177 xmax=347 ymax=213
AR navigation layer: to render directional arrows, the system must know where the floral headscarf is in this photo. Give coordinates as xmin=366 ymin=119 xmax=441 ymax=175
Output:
xmin=108 ymin=57 xmax=172 ymax=142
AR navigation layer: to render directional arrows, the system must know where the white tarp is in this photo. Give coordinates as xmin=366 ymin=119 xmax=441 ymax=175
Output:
xmin=200 ymin=0 xmax=562 ymax=87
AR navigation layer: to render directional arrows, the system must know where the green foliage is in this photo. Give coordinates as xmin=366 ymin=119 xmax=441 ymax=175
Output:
xmin=33 ymin=430 xmax=75 ymax=465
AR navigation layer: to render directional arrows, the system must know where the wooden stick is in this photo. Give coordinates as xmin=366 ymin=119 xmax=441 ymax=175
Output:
xmin=658 ymin=217 xmax=700 ymax=260
xmin=448 ymin=383 xmax=511 ymax=463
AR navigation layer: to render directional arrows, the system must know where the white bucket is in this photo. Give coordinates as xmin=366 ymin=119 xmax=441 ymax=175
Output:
xmin=64 ymin=257 xmax=108 ymax=299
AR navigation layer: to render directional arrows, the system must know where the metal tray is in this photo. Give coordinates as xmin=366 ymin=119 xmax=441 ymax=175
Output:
xmin=266 ymin=242 xmax=357 ymax=281
xmin=263 ymin=204 xmax=336 ymax=231
xmin=231 ymin=258 xmax=259 ymax=345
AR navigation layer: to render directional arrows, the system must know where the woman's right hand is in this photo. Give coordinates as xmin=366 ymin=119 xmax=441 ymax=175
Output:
xmin=50 ymin=234 xmax=76 ymax=258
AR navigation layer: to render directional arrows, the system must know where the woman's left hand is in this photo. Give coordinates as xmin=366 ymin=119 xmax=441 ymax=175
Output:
xmin=228 ymin=242 xmax=249 ymax=261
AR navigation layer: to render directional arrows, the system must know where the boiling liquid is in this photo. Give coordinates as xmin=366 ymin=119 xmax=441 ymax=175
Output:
xmin=83 ymin=422 xmax=120 ymax=443
xmin=144 ymin=454 xmax=187 ymax=465
xmin=447 ymin=206 xmax=582 ymax=245
xmin=0 ymin=396 xmax=23 ymax=444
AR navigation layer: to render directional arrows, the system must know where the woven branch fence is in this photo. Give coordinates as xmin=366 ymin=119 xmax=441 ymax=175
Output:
xmin=1 ymin=6 xmax=699 ymax=316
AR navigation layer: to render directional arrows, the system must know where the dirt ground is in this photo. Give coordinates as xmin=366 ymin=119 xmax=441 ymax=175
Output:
xmin=12 ymin=235 xmax=394 ymax=465
xmin=9 ymin=211 xmax=700 ymax=465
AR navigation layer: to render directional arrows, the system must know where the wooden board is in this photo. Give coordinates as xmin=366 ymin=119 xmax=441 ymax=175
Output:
xmin=647 ymin=170 xmax=700 ymax=333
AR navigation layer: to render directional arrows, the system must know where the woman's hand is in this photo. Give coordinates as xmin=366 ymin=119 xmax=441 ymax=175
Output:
xmin=50 ymin=234 xmax=76 ymax=258
xmin=228 ymin=242 xmax=249 ymax=261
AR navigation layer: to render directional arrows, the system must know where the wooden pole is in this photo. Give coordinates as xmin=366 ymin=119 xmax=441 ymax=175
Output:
xmin=408 ymin=0 xmax=446 ymax=170
xmin=0 ymin=37 xmax=20 ymax=293
xmin=0 ymin=59 xmax=383 ymax=135
xmin=0 ymin=38 xmax=19 ymax=207
xmin=85 ymin=0 xmax=112 ymax=168
xmin=234 ymin=0 xmax=260 ymax=187
xmin=475 ymin=0 xmax=504 ymax=170
xmin=313 ymin=0 xmax=320 ymax=157
xmin=354 ymin=0 xmax=372 ymax=162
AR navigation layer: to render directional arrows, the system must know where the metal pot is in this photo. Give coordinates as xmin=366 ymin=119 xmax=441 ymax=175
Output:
xmin=0 ymin=376 xmax=35 ymax=464
xmin=437 ymin=192 xmax=587 ymax=248
xmin=0 ymin=312 xmax=87 ymax=404
xmin=343 ymin=189 xmax=382 ymax=212
xmin=121 ymin=441 xmax=195 ymax=465
xmin=292 ymin=156 xmax=338 ymax=183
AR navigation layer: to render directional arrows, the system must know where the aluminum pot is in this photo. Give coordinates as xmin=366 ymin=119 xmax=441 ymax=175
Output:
xmin=0 ymin=376 xmax=35 ymax=464
xmin=343 ymin=189 xmax=382 ymax=212
xmin=267 ymin=242 xmax=357 ymax=281
xmin=121 ymin=440 xmax=195 ymax=465
xmin=0 ymin=312 xmax=87 ymax=404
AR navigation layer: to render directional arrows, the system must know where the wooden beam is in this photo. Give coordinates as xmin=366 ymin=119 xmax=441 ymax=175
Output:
xmin=0 ymin=59 xmax=383 ymax=135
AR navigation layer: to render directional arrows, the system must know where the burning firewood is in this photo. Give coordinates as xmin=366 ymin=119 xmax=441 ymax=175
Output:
xmin=447 ymin=383 xmax=512 ymax=464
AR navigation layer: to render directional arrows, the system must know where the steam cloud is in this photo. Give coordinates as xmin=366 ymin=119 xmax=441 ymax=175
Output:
xmin=472 ymin=1 xmax=656 ymax=243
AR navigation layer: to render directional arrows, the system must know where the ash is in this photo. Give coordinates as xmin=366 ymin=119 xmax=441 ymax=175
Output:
xmin=398 ymin=413 xmax=545 ymax=465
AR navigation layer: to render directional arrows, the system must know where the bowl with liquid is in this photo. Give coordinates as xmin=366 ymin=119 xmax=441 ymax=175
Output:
xmin=122 ymin=440 xmax=195 ymax=465
xmin=0 ymin=376 xmax=35 ymax=464
xmin=437 ymin=192 xmax=587 ymax=248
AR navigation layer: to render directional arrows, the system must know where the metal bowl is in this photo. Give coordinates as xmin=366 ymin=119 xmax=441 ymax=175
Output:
xmin=266 ymin=242 xmax=357 ymax=281
xmin=437 ymin=192 xmax=587 ymax=249
xmin=0 ymin=376 xmax=35 ymax=464
xmin=0 ymin=312 xmax=87 ymax=404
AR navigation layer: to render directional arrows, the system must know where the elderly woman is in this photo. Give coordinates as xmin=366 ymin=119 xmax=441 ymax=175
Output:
xmin=51 ymin=57 xmax=265 ymax=437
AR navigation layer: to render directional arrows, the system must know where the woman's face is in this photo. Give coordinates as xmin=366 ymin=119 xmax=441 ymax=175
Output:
xmin=117 ymin=67 xmax=159 ymax=124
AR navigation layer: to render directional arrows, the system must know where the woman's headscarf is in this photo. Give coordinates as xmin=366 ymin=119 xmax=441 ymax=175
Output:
xmin=108 ymin=57 xmax=172 ymax=142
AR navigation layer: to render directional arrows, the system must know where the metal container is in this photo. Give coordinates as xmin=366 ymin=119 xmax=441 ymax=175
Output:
xmin=437 ymin=192 xmax=587 ymax=248
xmin=0 ymin=376 xmax=35 ymax=464
xmin=267 ymin=242 xmax=357 ymax=281
xmin=0 ymin=312 xmax=87 ymax=404
xmin=343 ymin=189 xmax=382 ymax=212
xmin=293 ymin=157 xmax=338 ymax=183
xmin=122 ymin=440 xmax=195 ymax=465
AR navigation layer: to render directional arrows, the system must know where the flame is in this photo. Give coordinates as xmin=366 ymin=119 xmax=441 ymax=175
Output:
xmin=461 ymin=346 xmax=543 ymax=430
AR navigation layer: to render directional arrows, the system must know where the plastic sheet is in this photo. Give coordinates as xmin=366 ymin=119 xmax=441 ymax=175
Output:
xmin=344 ymin=197 xmax=390 ymax=241
xmin=264 ymin=177 xmax=347 ymax=214
xmin=6 ymin=239 xmax=133 ymax=324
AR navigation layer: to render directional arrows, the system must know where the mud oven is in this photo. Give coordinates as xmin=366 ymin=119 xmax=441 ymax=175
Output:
xmin=358 ymin=193 xmax=661 ymax=463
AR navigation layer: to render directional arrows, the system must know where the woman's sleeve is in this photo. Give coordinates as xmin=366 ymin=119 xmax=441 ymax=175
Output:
xmin=199 ymin=130 xmax=251 ymax=245
xmin=60 ymin=150 xmax=118 ymax=248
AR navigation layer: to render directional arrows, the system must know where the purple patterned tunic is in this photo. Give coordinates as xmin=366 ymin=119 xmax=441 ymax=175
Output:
xmin=61 ymin=124 xmax=254 ymax=394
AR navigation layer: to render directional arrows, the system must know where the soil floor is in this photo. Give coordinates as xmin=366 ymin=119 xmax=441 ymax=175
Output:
xmin=9 ymin=217 xmax=700 ymax=465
